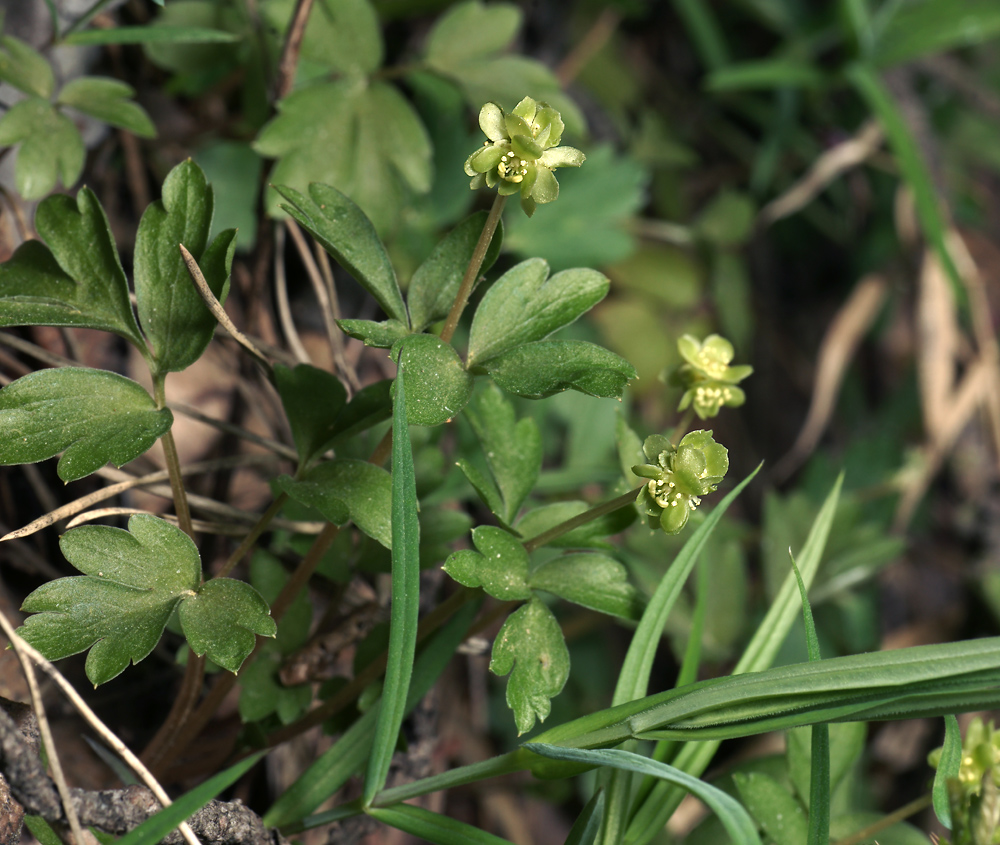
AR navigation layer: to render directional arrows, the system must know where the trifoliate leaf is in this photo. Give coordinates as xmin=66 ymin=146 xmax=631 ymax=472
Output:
xmin=457 ymin=382 xmax=540 ymax=525
xmin=484 ymin=340 xmax=636 ymax=400
xmin=443 ymin=526 xmax=531 ymax=600
xmin=272 ymin=182 xmax=406 ymax=323
xmin=490 ymin=598 xmax=569 ymax=734
xmin=0 ymin=368 xmax=173 ymax=482
xmin=178 ymin=578 xmax=276 ymax=673
xmin=273 ymin=363 xmax=348 ymax=466
xmin=0 ymin=97 xmax=84 ymax=199
xmin=467 ymin=260 xmax=609 ymax=367
xmin=57 ymin=77 xmax=156 ymax=137
xmin=256 ymin=79 xmax=431 ymax=234
xmin=529 ymin=553 xmax=642 ymax=620
xmin=274 ymin=459 xmax=392 ymax=548
xmin=0 ymin=34 xmax=54 ymax=97
xmin=394 ymin=335 xmax=473 ymax=426
xmin=19 ymin=515 xmax=200 ymax=686
xmin=135 ymin=159 xmax=236 ymax=374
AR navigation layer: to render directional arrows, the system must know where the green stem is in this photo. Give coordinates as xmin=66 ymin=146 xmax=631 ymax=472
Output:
xmin=831 ymin=793 xmax=932 ymax=845
xmin=523 ymin=486 xmax=643 ymax=553
xmin=61 ymin=0 xmax=116 ymax=37
xmin=154 ymin=376 xmax=194 ymax=541
xmin=440 ymin=194 xmax=506 ymax=344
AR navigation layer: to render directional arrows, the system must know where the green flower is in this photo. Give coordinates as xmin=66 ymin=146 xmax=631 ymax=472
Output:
xmin=670 ymin=334 xmax=753 ymax=419
xmin=464 ymin=96 xmax=585 ymax=217
xmin=929 ymin=718 xmax=1000 ymax=845
xmin=632 ymin=430 xmax=729 ymax=534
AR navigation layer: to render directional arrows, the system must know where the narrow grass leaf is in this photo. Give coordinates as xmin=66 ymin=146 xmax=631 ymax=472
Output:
xmin=363 ymin=355 xmax=421 ymax=804
xmin=367 ymin=804 xmax=514 ymax=845
xmin=565 ymin=788 xmax=605 ymax=845
xmin=933 ymin=714 xmax=961 ymax=829
xmin=115 ymin=752 xmax=264 ymax=845
xmin=527 ymin=744 xmax=761 ymax=845
xmin=63 ymin=26 xmax=239 ymax=45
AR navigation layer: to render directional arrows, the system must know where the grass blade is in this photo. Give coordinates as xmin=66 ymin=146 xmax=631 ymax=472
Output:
xmin=368 ymin=804 xmax=515 ymax=844
xmin=363 ymin=356 xmax=421 ymax=804
xmin=62 ymin=25 xmax=239 ymax=45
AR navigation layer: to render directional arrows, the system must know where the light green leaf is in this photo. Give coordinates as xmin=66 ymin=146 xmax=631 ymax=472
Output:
xmin=408 ymin=211 xmax=504 ymax=332
xmin=490 ymin=597 xmax=570 ymax=734
xmin=258 ymin=80 xmax=431 ymax=234
xmin=529 ymin=553 xmax=641 ymax=620
xmin=526 ymin=745 xmax=762 ymax=845
xmin=337 ymin=318 xmax=411 ymax=349
xmin=875 ymin=0 xmax=1000 ymax=67
xmin=368 ymin=804 xmax=516 ymax=845
xmin=194 ymin=140 xmax=262 ymax=247
xmin=364 ymin=352 xmax=421 ymax=804
xmin=0 ymin=98 xmax=84 ymax=199
xmin=733 ymin=772 xmax=806 ymax=845
xmin=63 ymin=25 xmax=240 ymax=45
xmin=19 ymin=515 xmax=200 ymax=686
xmin=484 ymin=340 xmax=636 ymax=400
xmin=300 ymin=0 xmax=384 ymax=75
xmin=0 ymin=34 xmax=54 ymax=97
xmin=394 ymin=335 xmax=473 ymax=426
xmin=458 ymin=382 xmax=541 ymax=525
xmin=178 ymin=578 xmax=276 ymax=674
xmin=135 ymin=159 xmax=235 ymax=374
xmin=706 ymin=58 xmax=825 ymax=91
xmin=467 ymin=260 xmax=609 ymax=367
xmin=273 ymin=363 xmax=348 ymax=465
xmin=787 ymin=721 xmax=865 ymax=808
xmin=274 ymin=459 xmax=392 ymax=548
xmin=424 ymin=0 xmax=520 ymax=70
xmin=271 ymin=181 xmax=406 ymax=323
xmin=0 ymin=368 xmax=172 ymax=482
xmin=443 ymin=526 xmax=531 ymax=600
xmin=57 ymin=77 xmax=156 ymax=137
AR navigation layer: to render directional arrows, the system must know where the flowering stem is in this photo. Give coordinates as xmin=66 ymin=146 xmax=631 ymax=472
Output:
xmin=440 ymin=194 xmax=507 ymax=344
xmin=523 ymin=486 xmax=643 ymax=553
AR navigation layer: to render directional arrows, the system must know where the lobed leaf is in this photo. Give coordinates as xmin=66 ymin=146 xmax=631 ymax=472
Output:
xmin=394 ymin=335 xmax=473 ymax=426
xmin=483 ymin=340 xmax=636 ymax=400
xmin=467 ymin=260 xmax=609 ymax=367
xmin=529 ymin=553 xmax=642 ymax=620
xmin=273 ymin=363 xmax=349 ymax=466
xmin=0 ymin=368 xmax=172 ymax=482
xmin=443 ymin=526 xmax=531 ymax=601
xmin=0 ymin=98 xmax=84 ymax=199
xmin=490 ymin=598 xmax=570 ymax=734
xmin=298 ymin=0 xmax=384 ymax=76
xmin=19 ymin=515 xmax=200 ymax=686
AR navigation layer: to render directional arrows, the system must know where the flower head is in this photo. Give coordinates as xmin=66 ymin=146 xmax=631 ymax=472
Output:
xmin=464 ymin=97 xmax=585 ymax=217
xmin=670 ymin=334 xmax=752 ymax=419
xmin=632 ymin=430 xmax=729 ymax=534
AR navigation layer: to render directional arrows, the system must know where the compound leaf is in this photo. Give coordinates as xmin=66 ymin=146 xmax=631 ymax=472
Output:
xmin=19 ymin=515 xmax=200 ymax=686
xmin=490 ymin=597 xmax=569 ymax=734
xmin=178 ymin=578 xmax=276 ymax=673
xmin=57 ymin=77 xmax=156 ymax=137
xmin=467 ymin=260 xmax=609 ymax=367
xmin=529 ymin=553 xmax=642 ymax=620
xmin=135 ymin=159 xmax=235 ymax=374
xmin=0 ymin=98 xmax=84 ymax=199
xmin=271 ymin=181 xmax=406 ymax=323
xmin=0 ymin=368 xmax=172 ymax=482
xmin=443 ymin=526 xmax=531 ymax=601
xmin=484 ymin=340 xmax=636 ymax=400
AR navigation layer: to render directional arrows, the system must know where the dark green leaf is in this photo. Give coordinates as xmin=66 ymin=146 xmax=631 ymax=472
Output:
xmin=194 ymin=140 xmax=262 ymax=247
xmin=337 ymin=318 xmax=411 ymax=349
xmin=0 ymin=368 xmax=172 ymax=482
xmin=57 ymin=77 xmax=156 ymax=137
xmin=178 ymin=578 xmax=276 ymax=673
xmin=0 ymin=97 xmax=84 ymax=199
xmin=364 ymin=352 xmax=421 ymax=804
xmin=19 ymin=515 xmax=200 ymax=686
xmin=5 ymin=188 xmax=145 ymax=347
xmin=484 ymin=340 xmax=636 ymax=400
xmin=443 ymin=526 xmax=531 ymax=600
xmin=0 ymin=34 xmax=54 ymax=97
xmin=238 ymin=651 xmax=312 ymax=724
xmin=467 ymin=260 xmax=609 ymax=367
xmin=394 ymin=334 xmax=473 ymax=426
xmin=274 ymin=363 xmax=349 ymax=465
xmin=258 ymin=80 xmax=431 ymax=234
xmin=271 ymin=182 xmax=406 ymax=322
xmin=274 ymin=459 xmax=392 ymax=548
xmin=114 ymin=753 xmax=266 ymax=845
xmin=458 ymin=382 xmax=541 ymax=525
xmin=564 ymin=788 xmax=604 ymax=845
xmin=408 ymin=211 xmax=504 ymax=332
xmin=529 ymin=553 xmax=641 ymax=620
xmin=368 ymin=804 xmax=515 ymax=845
xmin=135 ymin=159 xmax=235 ymax=374
xmin=329 ymin=378 xmax=393 ymax=440
xmin=490 ymin=597 xmax=569 ymax=734
xmin=733 ymin=772 xmax=807 ymax=845
xmin=934 ymin=714 xmax=961 ymax=829
xmin=706 ymin=58 xmax=824 ymax=91
xmin=63 ymin=25 xmax=240 ymax=45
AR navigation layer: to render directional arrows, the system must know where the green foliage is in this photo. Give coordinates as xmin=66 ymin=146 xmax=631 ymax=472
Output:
xmin=273 ymin=363 xmax=349 ymax=467
xmin=443 ymin=526 xmax=531 ymax=601
xmin=19 ymin=516 xmax=273 ymax=685
xmin=394 ymin=335 xmax=473 ymax=426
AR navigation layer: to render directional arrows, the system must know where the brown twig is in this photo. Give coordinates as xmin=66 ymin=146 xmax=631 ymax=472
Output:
xmin=273 ymin=0 xmax=315 ymax=101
